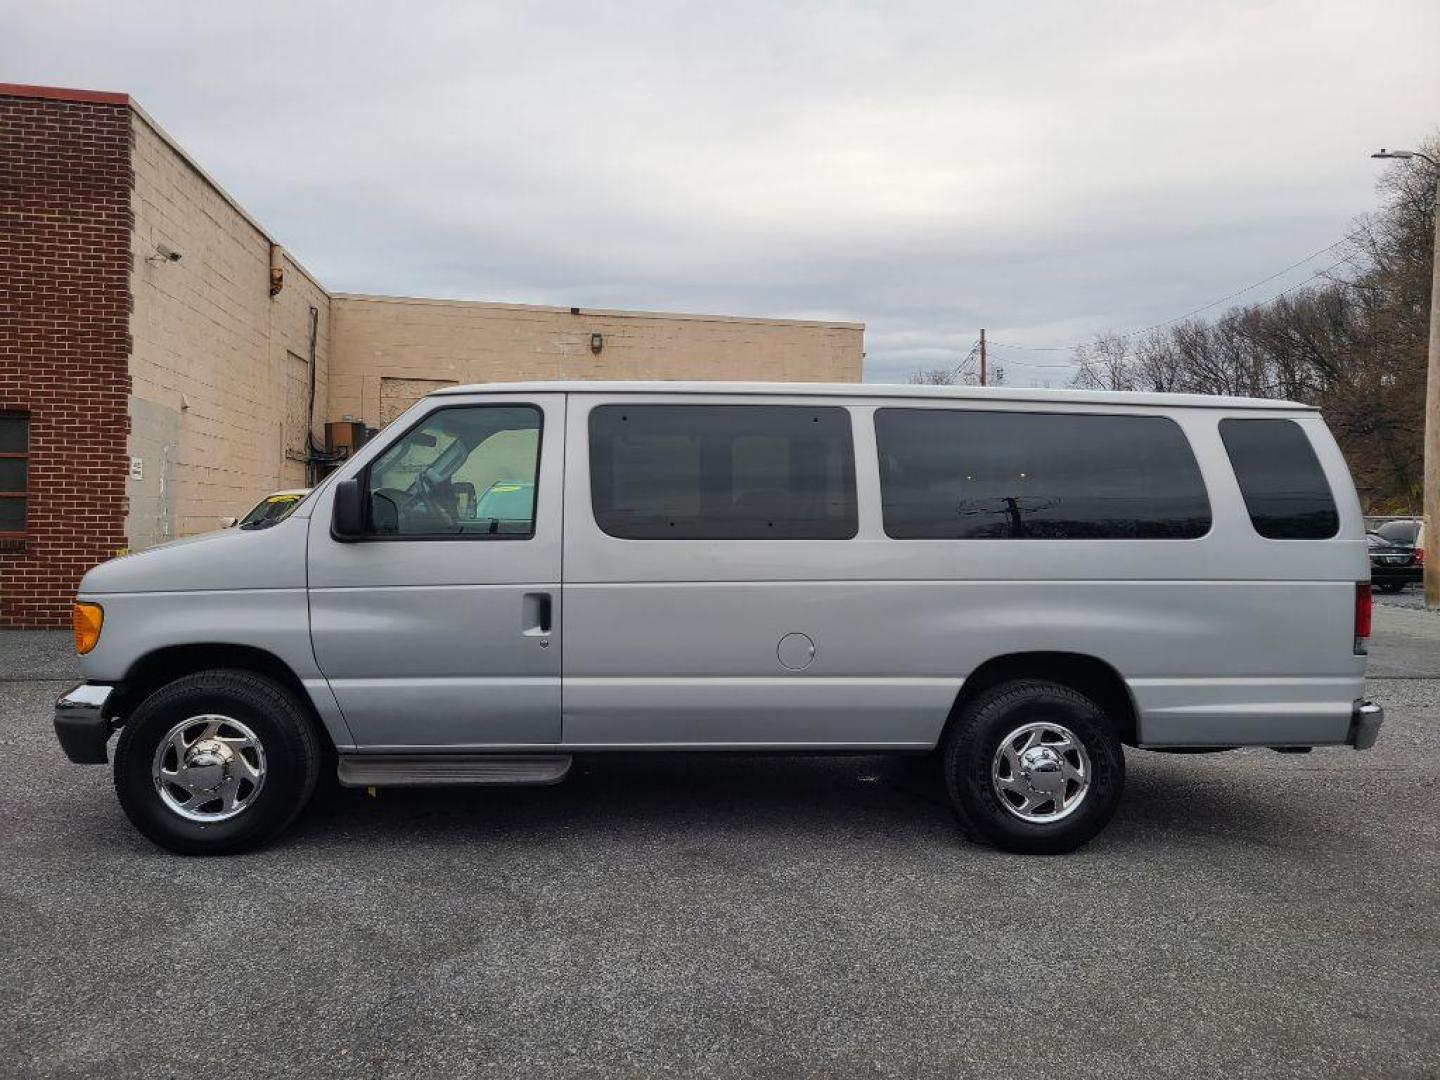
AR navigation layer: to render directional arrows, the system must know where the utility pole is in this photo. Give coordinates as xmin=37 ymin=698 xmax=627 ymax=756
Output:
xmin=1427 ymin=164 xmax=1439 ymax=610
xmin=979 ymin=329 xmax=987 ymax=387
xmin=1373 ymin=149 xmax=1439 ymax=609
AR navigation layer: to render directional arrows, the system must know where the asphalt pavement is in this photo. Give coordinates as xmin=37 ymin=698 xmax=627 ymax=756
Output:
xmin=1 ymin=609 xmax=1437 ymax=1079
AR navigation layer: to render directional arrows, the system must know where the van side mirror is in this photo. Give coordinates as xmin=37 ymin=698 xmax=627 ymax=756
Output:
xmin=331 ymin=478 xmax=366 ymax=541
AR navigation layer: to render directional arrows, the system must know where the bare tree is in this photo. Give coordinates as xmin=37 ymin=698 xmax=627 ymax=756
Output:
xmin=908 ymin=367 xmax=962 ymax=385
xmin=1072 ymin=332 xmax=1135 ymax=391
xmin=908 ymin=351 xmax=979 ymax=385
xmin=1065 ymin=132 xmax=1437 ymax=510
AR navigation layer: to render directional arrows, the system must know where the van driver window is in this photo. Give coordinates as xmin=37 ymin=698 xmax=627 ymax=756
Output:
xmin=366 ymin=405 xmax=541 ymax=537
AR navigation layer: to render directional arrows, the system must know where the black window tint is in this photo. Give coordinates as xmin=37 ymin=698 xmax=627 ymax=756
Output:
xmin=875 ymin=409 xmax=1211 ymax=540
xmin=1219 ymin=418 xmax=1339 ymax=540
xmin=0 ymin=414 xmax=27 ymax=536
xmin=0 ymin=498 xmax=23 ymax=532
xmin=589 ymin=405 xmax=857 ymax=539
xmin=0 ymin=415 xmax=26 ymax=453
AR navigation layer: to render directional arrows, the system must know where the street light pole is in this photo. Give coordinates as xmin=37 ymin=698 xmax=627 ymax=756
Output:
xmin=1373 ymin=149 xmax=1440 ymax=610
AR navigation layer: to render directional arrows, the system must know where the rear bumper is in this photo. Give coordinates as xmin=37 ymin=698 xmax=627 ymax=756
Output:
xmin=54 ymin=683 xmax=116 ymax=764
xmin=1348 ymin=700 xmax=1384 ymax=751
xmin=1370 ymin=565 xmax=1422 ymax=585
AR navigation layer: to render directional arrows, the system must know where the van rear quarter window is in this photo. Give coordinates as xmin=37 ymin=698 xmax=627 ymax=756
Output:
xmin=589 ymin=404 xmax=858 ymax=539
xmin=875 ymin=409 xmax=1211 ymax=539
xmin=1218 ymin=417 xmax=1339 ymax=539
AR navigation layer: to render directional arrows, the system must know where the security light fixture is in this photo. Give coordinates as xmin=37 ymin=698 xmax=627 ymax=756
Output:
xmin=1372 ymin=147 xmax=1438 ymax=165
xmin=590 ymin=333 xmax=604 ymax=354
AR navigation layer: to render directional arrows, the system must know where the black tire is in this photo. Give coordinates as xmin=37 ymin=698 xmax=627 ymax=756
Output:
xmin=114 ymin=669 xmax=321 ymax=855
xmin=943 ymin=679 xmax=1124 ymax=855
xmin=1376 ymin=582 xmax=1406 ymax=594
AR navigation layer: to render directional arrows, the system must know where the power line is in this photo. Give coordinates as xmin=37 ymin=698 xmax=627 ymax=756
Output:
xmin=1004 ymin=256 xmax=1354 ymax=386
xmin=989 ymin=229 xmax=1365 ymax=354
xmin=1248 ymin=256 xmax=1351 ymax=308
xmin=1114 ymin=235 xmax=1361 ymax=341
xmin=981 ymin=252 xmax=1355 ymax=388
xmin=910 ymin=339 xmax=980 ymax=383
xmin=983 ymin=352 xmax=1080 ymax=369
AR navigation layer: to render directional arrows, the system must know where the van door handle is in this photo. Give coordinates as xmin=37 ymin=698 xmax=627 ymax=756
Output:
xmin=522 ymin=592 xmax=552 ymax=636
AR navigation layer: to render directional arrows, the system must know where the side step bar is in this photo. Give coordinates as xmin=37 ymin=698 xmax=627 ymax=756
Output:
xmin=337 ymin=754 xmax=572 ymax=788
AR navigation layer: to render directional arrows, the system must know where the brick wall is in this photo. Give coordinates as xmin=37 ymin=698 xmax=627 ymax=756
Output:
xmin=0 ymin=82 xmax=866 ymax=627
xmin=0 ymin=88 xmax=132 ymax=627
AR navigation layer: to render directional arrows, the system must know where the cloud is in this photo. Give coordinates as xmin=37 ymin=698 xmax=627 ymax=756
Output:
xmin=4 ymin=0 xmax=1437 ymax=385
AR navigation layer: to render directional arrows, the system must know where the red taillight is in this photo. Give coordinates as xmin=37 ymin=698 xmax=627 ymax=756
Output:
xmin=1414 ymin=547 xmax=1425 ymax=567
xmin=1354 ymin=582 xmax=1372 ymax=654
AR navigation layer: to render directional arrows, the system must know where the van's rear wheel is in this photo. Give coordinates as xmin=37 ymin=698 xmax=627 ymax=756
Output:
xmin=943 ymin=679 xmax=1124 ymax=855
xmin=114 ymin=669 xmax=321 ymax=855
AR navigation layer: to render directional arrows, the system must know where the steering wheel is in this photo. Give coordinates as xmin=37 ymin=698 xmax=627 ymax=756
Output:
xmin=412 ymin=470 xmax=458 ymax=529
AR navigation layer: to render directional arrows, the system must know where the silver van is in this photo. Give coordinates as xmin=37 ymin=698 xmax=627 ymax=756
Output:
xmin=53 ymin=382 xmax=1384 ymax=855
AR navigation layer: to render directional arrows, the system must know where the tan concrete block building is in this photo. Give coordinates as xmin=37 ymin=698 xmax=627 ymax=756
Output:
xmin=0 ymin=82 xmax=863 ymax=626
xmin=329 ymin=295 xmax=862 ymax=425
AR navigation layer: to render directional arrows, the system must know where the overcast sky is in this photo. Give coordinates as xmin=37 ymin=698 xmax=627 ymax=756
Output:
xmin=5 ymin=1 xmax=1437 ymax=384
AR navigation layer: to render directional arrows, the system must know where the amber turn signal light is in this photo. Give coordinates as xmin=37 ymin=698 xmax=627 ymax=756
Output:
xmin=73 ymin=602 xmax=104 ymax=655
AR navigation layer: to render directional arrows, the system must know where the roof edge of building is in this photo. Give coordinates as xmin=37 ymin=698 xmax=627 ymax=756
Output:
xmin=1 ymin=83 xmax=330 ymax=298
xmin=0 ymin=82 xmax=129 ymax=106
xmin=330 ymin=292 xmax=864 ymax=331
xmin=128 ymin=102 xmax=330 ymax=297
xmin=2 ymin=85 xmax=865 ymax=337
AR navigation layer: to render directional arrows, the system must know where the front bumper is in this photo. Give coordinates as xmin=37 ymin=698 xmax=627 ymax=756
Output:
xmin=54 ymin=683 xmax=116 ymax=764
xmin=1349 ymin=700 xmax=1384 ymax=751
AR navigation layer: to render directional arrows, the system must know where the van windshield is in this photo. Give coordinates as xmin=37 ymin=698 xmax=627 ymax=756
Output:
xmin=239 ymin=494 xmax=304 ymax=529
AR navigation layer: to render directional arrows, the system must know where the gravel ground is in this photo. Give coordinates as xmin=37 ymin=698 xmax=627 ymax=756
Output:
xmin=1 ymin=615 xmax=1437 ymax=1080
xmin=1375 ymin=586 xmax=1439 ymax=614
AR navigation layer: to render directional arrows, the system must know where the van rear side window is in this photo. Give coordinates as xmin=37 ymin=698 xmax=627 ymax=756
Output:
xmin=1219 ymin=418 xmax=1339 ymax=539
xmin=589 ymin=405 xmax=858 ymax=539
xmin=875 ymin=409 xmax=1211 ymax=539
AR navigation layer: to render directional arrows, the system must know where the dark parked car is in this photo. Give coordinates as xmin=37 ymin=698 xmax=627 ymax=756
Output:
xmin=1366 ymin=524 xmax=1423 ymax=592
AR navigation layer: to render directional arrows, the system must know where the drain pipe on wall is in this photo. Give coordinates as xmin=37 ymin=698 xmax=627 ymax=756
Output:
xmin=304 ymin=305 xmax=342 ymax=484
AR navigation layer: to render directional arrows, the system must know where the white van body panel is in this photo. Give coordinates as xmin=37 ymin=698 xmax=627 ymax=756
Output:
xmin=74 ymin=382 xmax=1371 ymax=755
xmin=557 ymin=393 xmax=1365 ymax=750
xmin=305 ymin=394 xmax=567 ymax=748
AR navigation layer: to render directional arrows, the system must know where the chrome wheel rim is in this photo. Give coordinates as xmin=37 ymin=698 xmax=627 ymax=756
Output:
xmin=151 ymin=715 xmax=267 ymax=822
xmin=991 ymin=720 xmax=1091 ymax=823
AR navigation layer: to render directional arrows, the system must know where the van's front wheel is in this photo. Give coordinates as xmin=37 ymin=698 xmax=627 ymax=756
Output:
xmin=113 ymin=669 xmax=321 ymax=855
xmin=943 ymin=680 xmax=1124 ymax=855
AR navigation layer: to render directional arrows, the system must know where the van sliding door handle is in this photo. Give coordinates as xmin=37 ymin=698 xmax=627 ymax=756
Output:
xmin=522 ymin=592 xmax=552 ymax=636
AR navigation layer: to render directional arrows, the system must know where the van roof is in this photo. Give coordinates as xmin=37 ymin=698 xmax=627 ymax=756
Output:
xmin=429 ymin=380 xmax=1315 ymax=412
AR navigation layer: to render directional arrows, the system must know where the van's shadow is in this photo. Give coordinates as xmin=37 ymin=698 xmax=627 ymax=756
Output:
xmin=287 ymin=750 xmax=1304 ymax=853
